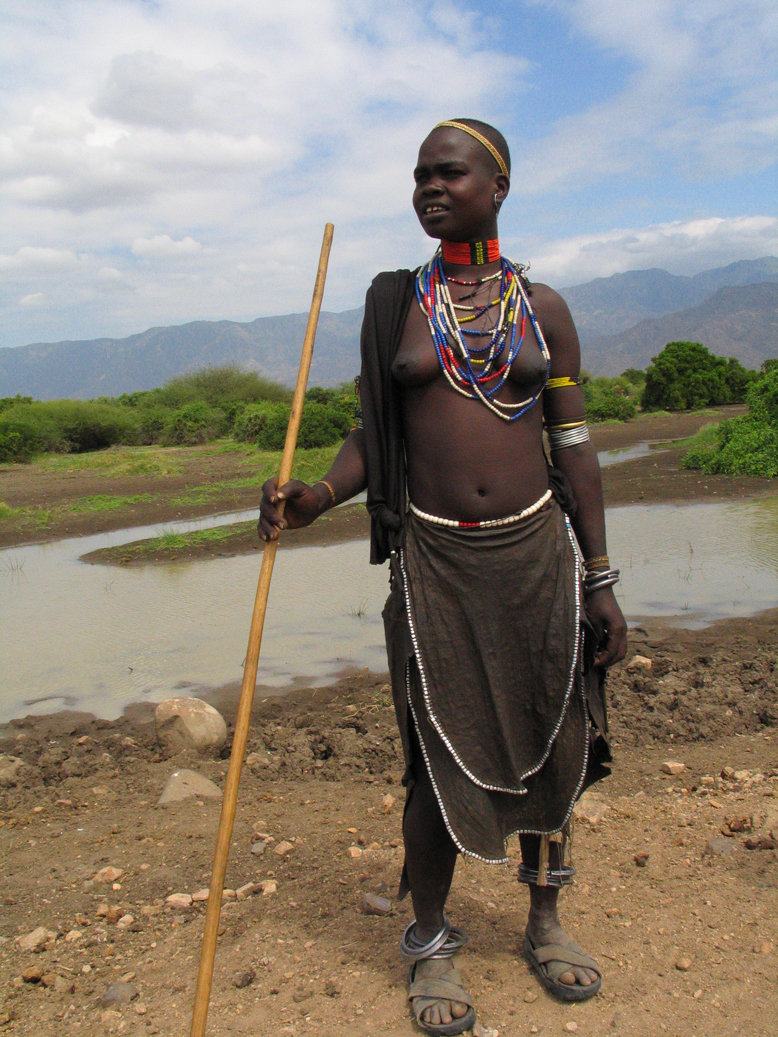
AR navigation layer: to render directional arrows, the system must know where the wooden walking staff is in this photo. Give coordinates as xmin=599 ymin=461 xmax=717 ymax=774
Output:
xmin=190 ymin=223 xmax=334 ymax=1037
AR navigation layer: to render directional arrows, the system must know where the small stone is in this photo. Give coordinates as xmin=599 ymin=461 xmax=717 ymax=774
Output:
xmin=347 ymin=827 xmax=358 ymax=834
xmin=165 ymin=893 xmax=192 ymax=909
xmin=64 ymin=929 xmax=82 ymax=943
xmin=17 ymin=927 xmax=56 ymax=952
xmin=627 ymin=655 xmax=652 ymax=672
xmin=676 ymin=957 xmax=692 ymax=971
xmin=573 ymin=789 xmax=608 ymax=824
xmin=694 ymin=989 xmax=703 ymax=999
xmin=661 ymin=761 xmax=685 ymax=775
xmin=259 ymin=879 xmax=277 ymax=896
xmin=0 ymin=755 xmax=25 ymax=787
xmin=704 ymin=837 xmax=736 ymax=857
xmin=116 ymin=914 xmax=134 ymax=928
xmin=250 ymin=841 xmax=267 ymax=856
xmin=524 ymin=991 xmax=539 ymax=1003
xmin=755 ymin=941 xmax=773 ymax=954
xmin=134 ymin=1003 xmax=147 ymax=1016
xmin=733 ymin=770 xmax=752 ymax=782
xmin=564 ymin=1025 xmax=579 ymax=1034
xmin=274 ymin=840 xmax=294 ymax=856
xmin=39 ymin=973 xmax=57 ymax=989
xmin=192 ymin=888 xmax=210 ymax=902
xmin=633 ymin=852 xmax=649 ymax=868
xmin=324 ymin=980 xmax=340 ymax=997
xmin=382 ymin=794 xmax=396 ymax=814
xmin=154 ymin=697 xmax=227 ymax=755
xmin=54 ymin=975 xmax=74 ymax=994
xmin=473 ymin=1023 xmax=499 ymax=1037
xmin=292 ymin=989 xmax=313 ymax=1003
xmin=362 ymin=893 xmax=392 ymax=916
xmin=233 ymin=968 xmax=256 ymax=989
xmin=22 ymin=966 xmax=43 ymax=984
xmin=236 ymin=882 xmax=258 ymax=900
xmin=222 ymin=888 xmax=236 ymax=901
xmin=605 ymin=907 xmax=619 ymax=918
xmin=100 ymin=982 xmax=138 ymax=1005
xmin=96 ymin=903 xmax=122 ymax=923
xmin=158 ymin=769 xmax=222 ymax=806
xmin=94 ymin=866 xmax=124 ymax=883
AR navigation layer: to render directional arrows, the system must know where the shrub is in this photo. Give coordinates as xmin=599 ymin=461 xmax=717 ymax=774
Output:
xmin=620 ymin=368 xmax=645 ymax=387
xmin=682 ymin=366 xmax=778 ymax=477
xmin=234 ymin=399 xmax=350 ymax=450
xmin=642 ymin=341 xmax=755 ymax=411
xmin=0 ymin=395 xmax=33 ymax=414
xmin=151 ymin=365 xmax=291 ymax=412
xmin=583 ymin=377 xmax=638 ymax=423
xmin=0 ymin=400 xmax=141 ymax=461
xmin=163 ymin=401 xmax=226 ymax=445
xmin=233 ymin=402 xmax=290 ymax=445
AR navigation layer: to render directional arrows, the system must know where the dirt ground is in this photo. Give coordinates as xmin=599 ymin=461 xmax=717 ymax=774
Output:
xmin=3 ymin=406 xmax=774 ymax=555
xmin=2 ymin=610 xmax=777 ymax=1037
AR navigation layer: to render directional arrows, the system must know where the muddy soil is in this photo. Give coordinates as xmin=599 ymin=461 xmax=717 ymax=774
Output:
xmin=2 ymin=407 xmax=770 ymax=554
xmin=1 ymin=613 xmax=777 ymax=1037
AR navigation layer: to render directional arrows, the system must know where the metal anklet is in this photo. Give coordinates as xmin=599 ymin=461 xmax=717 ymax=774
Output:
xmin=400 ymin=918 xmax=469 ymax=961
xmin=517 ymin=863 xmax=576 ymax=887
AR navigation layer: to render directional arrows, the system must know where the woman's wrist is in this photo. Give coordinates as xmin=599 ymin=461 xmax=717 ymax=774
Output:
xmin=313 ymin=480 xmax=336 ymax=513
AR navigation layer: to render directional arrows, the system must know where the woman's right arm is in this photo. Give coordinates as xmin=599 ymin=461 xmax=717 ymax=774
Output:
xmin=257 ymin=428 xmax=367 ymax=541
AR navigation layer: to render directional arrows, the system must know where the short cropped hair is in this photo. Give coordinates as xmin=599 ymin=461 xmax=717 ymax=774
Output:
xmin=448 ymin=118 xmax=511 ymax=175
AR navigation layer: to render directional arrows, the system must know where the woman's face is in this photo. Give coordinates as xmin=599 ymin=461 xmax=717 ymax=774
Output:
xmin=412 ymin=127 xmax=508 ymax=242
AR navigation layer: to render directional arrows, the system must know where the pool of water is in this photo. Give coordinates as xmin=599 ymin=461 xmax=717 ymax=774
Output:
xmin=2 ymin=498 xmax=777 ymax=722
xmin=597 ymin=442 xmax=656 ymax=466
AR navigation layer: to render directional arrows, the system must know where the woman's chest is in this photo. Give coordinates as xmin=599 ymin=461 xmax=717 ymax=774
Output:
xmin=392 ymin=296 xmax=547 ymax=393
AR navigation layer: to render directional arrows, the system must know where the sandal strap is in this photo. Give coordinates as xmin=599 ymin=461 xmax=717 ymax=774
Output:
xmin=409 ymin=975 xmax=474 ymax=1011
xmin=531 ymin=943 xmax=601 ymax=974
xmin=401 ymin=918 xmax=468 ymax=961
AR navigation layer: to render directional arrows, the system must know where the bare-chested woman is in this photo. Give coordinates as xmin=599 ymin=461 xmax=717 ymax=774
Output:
xmin=260 ymin=119 xmax=628 ymax=1036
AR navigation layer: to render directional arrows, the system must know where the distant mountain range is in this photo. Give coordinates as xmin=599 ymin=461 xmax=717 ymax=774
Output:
xmin=2 ymin=257 xmax=777 ymax=399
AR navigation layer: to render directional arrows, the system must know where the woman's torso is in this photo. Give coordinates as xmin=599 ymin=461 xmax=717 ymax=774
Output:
xmin=392 ymin=277 xmax=550 ymax=523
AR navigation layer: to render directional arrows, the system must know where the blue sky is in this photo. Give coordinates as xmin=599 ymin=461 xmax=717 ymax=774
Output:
xmin=1 ymin=0 xmax=776 ymax=348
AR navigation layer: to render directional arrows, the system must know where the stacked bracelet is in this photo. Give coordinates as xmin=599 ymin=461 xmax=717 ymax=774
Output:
xmin=584 ymin=554 xmax=610 ymax=574
xmin=315 ymin=479 xmax=336 ymax=509
xmin=583 ymin=568 xmax=620 ymax=597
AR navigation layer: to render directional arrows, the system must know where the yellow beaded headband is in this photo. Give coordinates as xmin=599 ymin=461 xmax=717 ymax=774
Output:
xmin=434 ymin=120 xmax=509 ymax=177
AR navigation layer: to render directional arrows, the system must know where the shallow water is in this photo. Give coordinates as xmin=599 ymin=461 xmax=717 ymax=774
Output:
xmin=597 ymin=442 xmax=655 ymax=466
xmin=2 ymin=498 xmax=777 ymax=721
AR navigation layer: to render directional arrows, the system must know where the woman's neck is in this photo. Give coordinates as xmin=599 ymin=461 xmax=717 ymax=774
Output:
xmin=441 ymin=238 xmax=500 ymax=266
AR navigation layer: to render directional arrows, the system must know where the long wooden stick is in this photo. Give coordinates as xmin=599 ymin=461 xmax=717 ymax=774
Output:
xmin=190 ymin=223 xmax=334 ymax=1037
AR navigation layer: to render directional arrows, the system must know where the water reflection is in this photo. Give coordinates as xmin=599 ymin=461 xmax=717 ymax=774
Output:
xmin=2 ymin=498 xmax=777 ymax=721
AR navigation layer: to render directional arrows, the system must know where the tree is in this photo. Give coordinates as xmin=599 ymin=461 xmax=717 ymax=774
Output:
xmin=641 ymin=341 xmax=754 ymax=411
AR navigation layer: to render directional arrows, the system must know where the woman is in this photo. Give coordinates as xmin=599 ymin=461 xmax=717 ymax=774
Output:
xmin=259 ymin=119 xmax=627 ymax=1036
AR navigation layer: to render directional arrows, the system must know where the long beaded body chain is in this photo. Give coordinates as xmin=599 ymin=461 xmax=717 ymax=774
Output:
xmin=415 ymin=251 xmax=550 ymax=422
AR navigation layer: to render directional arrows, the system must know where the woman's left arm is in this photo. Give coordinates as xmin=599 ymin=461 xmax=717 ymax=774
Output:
xmin=532 ymin=284 xmax=628 ymax=667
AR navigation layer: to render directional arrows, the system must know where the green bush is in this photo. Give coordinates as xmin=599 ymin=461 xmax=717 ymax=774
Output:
xmin=620 ymin=368 xmax=646 ymax=387
xmin=682 ymin=366 xmax=778 ymax=477
xmin=233 ymin=402 xmax=290 ymax=445
xmin=163 ymin=401 xmax=226 ymax=445
xmin=0 ymin=400 xmax=141 ymax=461
xmin=583 ymin=377 xmax=638 ymax=423
xmin=150 ymin=365 xmax=291 ymax=413
xmin=234 ymin=399 xmax=350 ymax=450
xmin=0 ymin=395 xmax=33 ymax=414
xmin=642 ymin=341 xmax=755 ymax=411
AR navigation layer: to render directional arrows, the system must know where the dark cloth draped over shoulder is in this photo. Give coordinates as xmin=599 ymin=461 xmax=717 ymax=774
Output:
xmin=359 ymin=270 xmax=416 ymax=564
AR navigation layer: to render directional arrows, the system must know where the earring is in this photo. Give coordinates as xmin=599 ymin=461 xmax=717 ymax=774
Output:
xmin=494 ymin=193 xmax=500 ymax=212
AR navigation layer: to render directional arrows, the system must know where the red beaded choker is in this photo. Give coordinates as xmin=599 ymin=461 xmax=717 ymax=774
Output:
xmin=441 ymin=239 xmax=500 ymax=265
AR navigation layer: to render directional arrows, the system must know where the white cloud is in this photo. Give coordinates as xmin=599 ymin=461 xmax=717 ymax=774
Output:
xmin=0 ymin=246 xmax=78 ymax=271
xmin=20 ymin=292 xmax=44 ymax=307
xmin=528 ymin=215 xmax=778 ymax=286
xmin=131 ymin=235 xmax=202 ymax=258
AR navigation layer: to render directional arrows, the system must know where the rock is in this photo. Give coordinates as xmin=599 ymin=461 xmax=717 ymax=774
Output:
xmin=704 ymin=837 xmax=737 ymax=856
xmin=250 ymin=841 xmax=267 ymax=856
xmin=233 ymin=968 xmax=256 ymax=989
xmin=223 ymin=888 xmax=237 ymax=901
xmin=744 ymin=834 xmax=777 ymax=850
xmin=675 ymin=957 xmax=692 ymax=971
xmin=523 ymin=991 xmax=538 ymax=1003
xmin=755 ymin=941 xmax=773 ymax=954
xmin=259 ymin=879 xmax=277 ymax=896
xmin=564 ymin=1025 xmax=579 ymax=1034
xmin=627 ymin=655 xmax=652 ymax=672
xmin=605 ymin=907 xmax=619 ymax=918
xmin=324 ymin=980 xmax=340 ymax=997
xmin=100 ymin=982 xmax=138 ymax=1005
xmin=154 ymin=697 xmax=227 ymax=755
xmin=54 ymin=975 xmax=74 ymax=994
xmin=0 ymin=755 xmax=25 ymax=787
xmin=17 ymin=927 xmax=56 ymax=952
xmin=722 ymin=815 xmax=752 ymax=835
xmin=94 ymin=866 xmax=124 ymax=883
xmin=274 ymin=840 xmax=294 ymax=856
xmin=39 ymin=974 xmax=57 ymax=989
xmin=157 ymin=769 xmax=222 ymax=806
xmin=134 ymin=1003 xmax=147 ymax=1016
xmin=361 ymin=893 xmax=392 ymax=916
xmin=64 ymin=930 xmax=82 ymax=942
xmin=473 ymin=1023 xmax=499 ymax=1037
xmin=633 ymin=852 xmax=649 ymax=868
xmin=661 ymin=761 xmax=685 ymax=775
xmin=733 ymin=769 xmax=752 ymax=781
xmin=165 ymin=893 xmax=192 ymax=909
xmin=22 ymin=966 xmax=43 ymax=983
xmin=116 ymin=914 xmax=134 ymax=928
xmin=236 ymin=882 xmax=258 ymax=900
xmin=573 ymin=789 xmax=608 ymax=825
xmin=192 ymin=889 xmax=210 ymax=902
xmin=347 ymin=846 xmax=362 ymax=859
xmin=382 ymin=794 xmax=396 ymax=814
xmin=721 ymin=766 xmax=736 ymax=780
xmin=292 ymin=989 xmax=313 ymax=1003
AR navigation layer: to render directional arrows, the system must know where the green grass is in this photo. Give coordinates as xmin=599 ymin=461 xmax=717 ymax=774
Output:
xmin=672 ymin=422 xmax=721 ymax=453
xmin=0 ymin=501 xmax=17 ymax=520
xmin=68 ymin=493 xmax=159 ymax=514
xmin=27 ymin=445 xmax=183 ymax=478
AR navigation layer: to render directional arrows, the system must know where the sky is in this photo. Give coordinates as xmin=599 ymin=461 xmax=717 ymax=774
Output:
xmin=1 ymin=0 xmax=777 ymax=348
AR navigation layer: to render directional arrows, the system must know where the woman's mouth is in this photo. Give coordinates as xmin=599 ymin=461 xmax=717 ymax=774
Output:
xmin=423 ymin=204 xmax=448 ymax=217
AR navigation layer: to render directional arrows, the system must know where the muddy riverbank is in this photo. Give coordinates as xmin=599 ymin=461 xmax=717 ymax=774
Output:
xmin=1 ymin=610 xmax=777 ymax=1037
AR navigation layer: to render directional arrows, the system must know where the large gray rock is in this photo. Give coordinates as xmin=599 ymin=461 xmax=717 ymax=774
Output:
xmin=158 ymin=768 xmax=222 ymax=807
xmin=155 ymin=697 xmax=227 ymax=755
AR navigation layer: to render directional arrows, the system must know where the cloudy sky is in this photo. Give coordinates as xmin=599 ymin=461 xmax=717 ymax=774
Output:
xmin=1 ymin=0 xmax=777 ymax=348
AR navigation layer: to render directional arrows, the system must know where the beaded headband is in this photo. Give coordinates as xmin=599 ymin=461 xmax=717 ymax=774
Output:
xmin=434 ymin=121 xmax=509 ymax=177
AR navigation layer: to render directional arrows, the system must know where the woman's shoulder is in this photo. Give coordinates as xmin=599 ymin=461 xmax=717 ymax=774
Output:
xmin=369 ymin=267 xmax=418 ymax=294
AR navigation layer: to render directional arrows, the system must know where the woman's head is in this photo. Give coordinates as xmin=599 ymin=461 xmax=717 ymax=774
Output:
xmin=413 ymin=119 xmax=511 ymax=244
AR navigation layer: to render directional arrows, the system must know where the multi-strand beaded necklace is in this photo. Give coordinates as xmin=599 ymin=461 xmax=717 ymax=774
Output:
xmin=415 ymin=244 xmax=550 ymax=422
